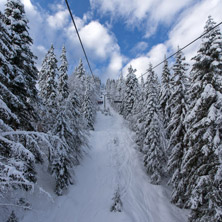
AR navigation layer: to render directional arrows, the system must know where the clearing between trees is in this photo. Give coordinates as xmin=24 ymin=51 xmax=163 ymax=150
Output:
xmin=22 ymin=105 xmax=188 ymax=222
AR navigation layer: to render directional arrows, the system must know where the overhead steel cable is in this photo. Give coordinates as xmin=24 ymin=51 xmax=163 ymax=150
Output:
xmin=137 ymin=21 xmax=222 ymax=79
xmin=64 ymin=0 xmax=95 ymax=80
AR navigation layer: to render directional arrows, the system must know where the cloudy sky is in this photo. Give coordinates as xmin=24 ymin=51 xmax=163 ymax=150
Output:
xmin=0 ymin=0 xmax=221 ymax=81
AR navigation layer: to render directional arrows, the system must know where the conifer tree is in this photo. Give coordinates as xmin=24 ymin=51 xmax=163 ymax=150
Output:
xmin=134 ymin=76 xmax=146 ymax=149
xmin=0 ymin=4 xmax=41 ymax=194
xmin=122 ymin=65 xmax=139 ymax=119
xmin=71 ymin=58 xmax=86 ymax=102
xmin=38 ymin=45 xmax=58 ymax=109
xmin=58 ymin=46 xmax=69 ymax=105
xmin=167 ymin=49 xmax=189 ymax=207
xmin=143 ymin=64 xmax=165 ymax=184
xmin=160 ymin=57 xmax=171 ymax=134
xmin=49 ymin=138 xmax=72 ymax=196
xmin=181 ymin=16 xmax=222 ymax=221
xmin=66 ymin=90 xmax=88 ymax=162
xmin=7 ymin=211 xmax=18 ymax=222
xmin=83 ymin=78 xmax=94 ymax=130
xmin=75 ymin=58 xmax=85 ymax=79
xmin=4 ymin=0 xmax=39 ymax=130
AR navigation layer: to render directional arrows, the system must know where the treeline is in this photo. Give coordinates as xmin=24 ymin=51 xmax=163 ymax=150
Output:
xmin=0 ymin=0 xmax=99 ymax=220
xmin=106 ymin=16 xmax=222 ymax=222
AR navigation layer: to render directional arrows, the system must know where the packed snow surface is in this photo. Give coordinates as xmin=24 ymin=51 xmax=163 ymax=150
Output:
xmin=22 ymin=105 xmax=188 ymax=222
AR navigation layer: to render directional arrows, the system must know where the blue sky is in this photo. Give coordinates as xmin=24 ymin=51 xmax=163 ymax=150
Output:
xmin=0 ymin=0 xmax=221 ymax=82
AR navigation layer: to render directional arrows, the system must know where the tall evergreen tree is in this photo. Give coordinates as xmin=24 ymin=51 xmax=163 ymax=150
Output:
xmin=4 ymin=0 xmax=39 ymax=130
xmin=75 ymin=58 xmax=85 ymax=79
xmin=143 ymin=64 xmax=165 ymax=184
xmin=122 ymin=65 xmax=139 ymax=119
xmin=66 ymin=90 xmax=88 ymax=161
xmin=83 ymin=78 xmax=94 ymax=130
xmin=160 ymin=57 xmax=171 ymax=135
xmin=167 ymin=49 xmax=189 ymax=207
xmin=38 ymin=45 xmax=58 ymax=110
xmin=58 ymin=46 xmax=69 ymax=105
xmin=181 ymin=16 xmax=222 ymax=221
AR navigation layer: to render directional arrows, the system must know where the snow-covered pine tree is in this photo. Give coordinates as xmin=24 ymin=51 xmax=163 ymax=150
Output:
xmin=38 ymin=45 xmax=58 ymax=132
xmin=66 ymin=90 xmax=88 ymax=162
xmin=83 ymin=78 xmax=95 ymax=130
xmin=122 ymin=65 xmax=139 ymax=120
xmin=69 ymin=58 xmax=86 ymax=103
xmin=181 ymin=16 xmax=222 ymax=221
xmin=0 ymin=11 xmax=14 ymax=86
xmin=166 ymin=49 xmax=189 ymax=207
xmin=4 ymin=0 xmax=39 ymax=130
xmin=110 ymin=187 xmax=123 ymax=212
xmin=134 ymin=76 xmax=146 ymax=149
xmin=75 ymin=58 xmax=85 ymax=79
xmin=160 ymin=57 xmax=171 ymax=136
xmin=38 ymin=45 xmax=58 ymax=109
xmin=48 ymin=134 xmax=72 ymax=196
xmin=140 ymin=76 xmax=145 ymax=102
xmin=143 ymin=64 xmax=165 ymax=184
xmin=57 ymin=46 xmax=69 ymax=105
xmin=0 ymin=8 xmax=42 ymax=193
xmin=7 ymin=211 xmax=18 ymax=222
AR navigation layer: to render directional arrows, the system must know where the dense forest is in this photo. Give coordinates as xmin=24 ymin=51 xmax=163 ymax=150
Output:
xmin=0 ymin=0 xmax=100 ymax=220
xmin=0 ymin=0 xmax=222 ymax=222
xmin=106 ymin=15 xmax=222 ymax=222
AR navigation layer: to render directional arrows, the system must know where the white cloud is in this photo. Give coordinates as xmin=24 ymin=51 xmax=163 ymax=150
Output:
xmin=47 ymin=9 xmax=69 ymax=29
xmin=166 ymin=0 xmax=222 ymax=63
xmin=0 ymin=0 xmax=125 ymax=80
xmin=123 ymin=44 xmax=167 ymax=79
xmin=90 ymin=0 xmax=194 ymax=36
xmin=131 ymin=41 xmax=149 ymax=55
xmin=79 ymin=21 xmax=119 ymax=60
xmin=123 ymin=0 xmax=221 ymax=81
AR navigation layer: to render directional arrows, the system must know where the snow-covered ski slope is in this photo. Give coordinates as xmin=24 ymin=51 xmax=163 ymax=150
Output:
xmin=22 ymin=105 xmax=188 ymax=222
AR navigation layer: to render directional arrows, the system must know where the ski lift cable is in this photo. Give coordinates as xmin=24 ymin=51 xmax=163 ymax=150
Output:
xmin=137 ymin=21 xmax=222 ymax=79
xmin=64 ymin=0 xmax=95 ymax=80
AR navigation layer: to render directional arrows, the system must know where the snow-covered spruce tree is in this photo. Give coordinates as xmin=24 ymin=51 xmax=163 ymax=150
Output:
xmin=69 ymin=58 xmax=86 ymax=103
xmin=38 ymin=44 xmax=58 ymax=109
xmin=134 ymin=76 xmax=146 ymax=150
xmin=117 ymin=73 xmax=125 ymax=100
xmin=57 ymin=46 xmax=69 ymax=105
xmin=66 ymin=90 xmax=88 ymax=162
xmin=0 ymin=11 xmax=14 ymax=86
xmin=51 ymin=75 xmax=86 ymax=168
xmin=50 ymin=109 xmax=74 ymax=193
xmin=166 ymin=49 xmax=189 ymax=207
xmin=160 ymin=57 xmax=171 ymax=136
xmin=38 ymin=45 xmax=58 ymax=132
xmin=143 ymin=64 xmax=165 ymax=184
xmin=122 ymin=65 xmax=139 ymax=120
xmin=180 ymin=16 xmax=222 ymax=221
xmin=4 ymin=0 xmax=39 ymax=130
xmin=110 ymin=187 xmax=123 ymax=212
xmin=140 ymin=76 xmax=145 ymax=102
xmin=75 ymin=58 xmax=85 ymax=79
xmin=7 ymin=211 xmax=18 ymax=222
xmin=0 ymin=9 xmax=43 ymax=194
xmin=83 ymin=78 xmax=95 ymax=130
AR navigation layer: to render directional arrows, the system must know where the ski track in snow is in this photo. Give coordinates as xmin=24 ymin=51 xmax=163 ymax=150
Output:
xmin=22 ymin=104 xmax=188 ymax=222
